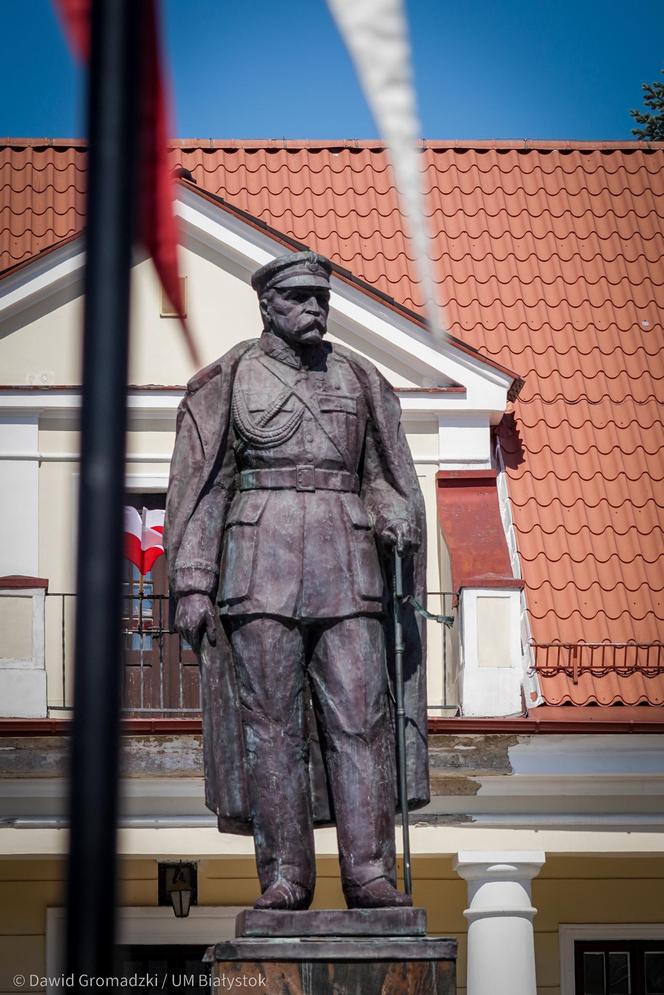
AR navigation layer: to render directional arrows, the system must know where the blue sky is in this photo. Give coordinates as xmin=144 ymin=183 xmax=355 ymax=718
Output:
xmin=1 ymin=0 xmax=662 ymax=140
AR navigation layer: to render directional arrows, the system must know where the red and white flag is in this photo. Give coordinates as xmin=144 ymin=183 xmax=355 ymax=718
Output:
xmin=54 ymin=0 xmax=200 ymax=365
xmin=123 ymin=507 xmax=165 ymax=575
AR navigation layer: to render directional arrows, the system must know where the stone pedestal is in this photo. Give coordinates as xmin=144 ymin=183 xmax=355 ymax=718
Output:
xmin=454 ymin=850 xmax=545 ymax=995
xmin=205 ymin=909 xmax=456 ymax=995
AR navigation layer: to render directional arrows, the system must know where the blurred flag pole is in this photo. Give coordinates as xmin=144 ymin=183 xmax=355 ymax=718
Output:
xmin=63 ymin=0 xmax=139 ymax=977
xmin=326 ymin=0 xmax=447 ymax=344
xmin=54 ymin=0 xmax=194 ymax=973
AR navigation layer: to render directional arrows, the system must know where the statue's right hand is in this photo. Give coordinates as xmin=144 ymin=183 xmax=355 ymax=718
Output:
xmin=174 ymin=593 xmax=217 ymax=651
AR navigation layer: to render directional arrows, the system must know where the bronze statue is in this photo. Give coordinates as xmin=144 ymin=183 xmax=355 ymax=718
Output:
xmin=164 ymin=251 xmax=429 ymax=911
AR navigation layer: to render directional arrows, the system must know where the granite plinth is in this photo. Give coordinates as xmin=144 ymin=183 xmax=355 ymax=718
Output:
xmin=235 ymin=907 xmax=427 ymax=937
xmin=206 ymin=933 xmax=457 ymax=995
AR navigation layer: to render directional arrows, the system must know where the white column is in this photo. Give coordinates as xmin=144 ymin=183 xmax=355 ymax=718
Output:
xmin=454 ymin=850 xmax=545 ymax=995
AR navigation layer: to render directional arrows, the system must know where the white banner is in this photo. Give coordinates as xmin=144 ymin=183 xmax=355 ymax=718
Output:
xmin=327 ymin=0 xmax=447 ymax=342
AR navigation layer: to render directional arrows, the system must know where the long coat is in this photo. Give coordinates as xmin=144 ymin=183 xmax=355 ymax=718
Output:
xmin=164 ymin=337 xmax=430 ymax=833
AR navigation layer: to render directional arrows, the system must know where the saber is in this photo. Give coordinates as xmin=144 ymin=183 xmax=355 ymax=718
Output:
xmin=392 ymin=548 xmax=412 ymax=895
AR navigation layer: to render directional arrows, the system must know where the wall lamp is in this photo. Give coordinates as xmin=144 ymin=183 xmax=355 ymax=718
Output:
xmin=158 ymin=861 xmax=198 ymax=918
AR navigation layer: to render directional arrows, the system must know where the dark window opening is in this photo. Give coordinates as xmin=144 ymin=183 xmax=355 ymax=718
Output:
xmin=575 ymin=939 xmax=664 ymax=995
xmin=115 ymin=945 xmax=210 ymax=994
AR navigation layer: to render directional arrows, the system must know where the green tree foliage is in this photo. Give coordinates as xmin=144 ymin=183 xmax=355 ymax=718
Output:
xmin=630 ymin=70 xmax=664 ymax=140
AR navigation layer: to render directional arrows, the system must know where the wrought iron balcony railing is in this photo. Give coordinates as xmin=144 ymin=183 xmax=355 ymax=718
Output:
xmin=1 ymin=590 xmax=458 ymax=718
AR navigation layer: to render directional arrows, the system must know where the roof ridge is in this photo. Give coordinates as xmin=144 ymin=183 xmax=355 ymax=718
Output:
xmin=2 ymin=137 xmax=664 ymax=152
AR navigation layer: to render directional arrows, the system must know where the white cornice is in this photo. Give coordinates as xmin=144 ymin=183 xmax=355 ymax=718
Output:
xmin=509 ymin=732 xmax=664 ymax=774
xmin=2 ymin=822 xmax=664 ymax=860
xmin=0 ymin=238 xmax=85 ymax=320
xmin=0 ymin=386 xmax=492 ymax=420
xmin=0 ymin=389 xmax=180 ymax=420
xmin=3 ymin=761 xmax=664 ymax=829
xmin=476 ymin=773 xmax=664 ymax=796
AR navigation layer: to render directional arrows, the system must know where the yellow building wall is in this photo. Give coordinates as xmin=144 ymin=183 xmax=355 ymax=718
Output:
xmin=533 ymin=856 xmax=664 ymax=995
xmin=1 ymin=855 xmax=663 ymax=995
xmin=0 ymin=859 xmax=62 ymax=993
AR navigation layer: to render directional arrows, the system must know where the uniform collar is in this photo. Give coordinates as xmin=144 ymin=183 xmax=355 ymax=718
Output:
xmin=259 ymin=331 xmax=328 ymax=371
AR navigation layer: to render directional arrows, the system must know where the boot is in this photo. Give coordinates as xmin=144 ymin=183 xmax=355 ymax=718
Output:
xmin=345 ymin=876 xmax=413 ymax=909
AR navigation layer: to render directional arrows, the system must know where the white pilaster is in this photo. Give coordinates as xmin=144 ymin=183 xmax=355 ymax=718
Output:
xmin=0 ymin=413 xmax=39 ymax=575
xmin=459 ymin=586 xmax=524 ymax=715
xmin=454 ymin=850 xmax=545 ymax=995
xmin=438 ymin=412 xmax=492 ymax=469
xmin=0 ymin=585 xmax=48 ymax=717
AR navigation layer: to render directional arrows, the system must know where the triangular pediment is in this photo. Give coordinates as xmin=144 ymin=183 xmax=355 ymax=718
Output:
xmin=0 ymin=182 xmax=521 ymax=418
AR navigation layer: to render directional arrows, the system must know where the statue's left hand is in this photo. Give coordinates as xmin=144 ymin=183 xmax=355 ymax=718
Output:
xmin=174 ymin=593 xmax=217 ymax=651
xmin=378 ymin=519 xmax=421 ymax=554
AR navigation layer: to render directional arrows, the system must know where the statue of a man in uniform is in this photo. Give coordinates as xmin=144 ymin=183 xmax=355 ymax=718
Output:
xmin=164 ymin=251 xmax=429 ymax=911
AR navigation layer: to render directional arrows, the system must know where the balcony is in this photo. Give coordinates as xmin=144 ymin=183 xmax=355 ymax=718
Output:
xmin=47 ymin=592 xmax=201 ymax=716
xmin=7 ymin=580 xmax=664 ymax=721
xmin=0 ymin=585 xmax=459 ymax=719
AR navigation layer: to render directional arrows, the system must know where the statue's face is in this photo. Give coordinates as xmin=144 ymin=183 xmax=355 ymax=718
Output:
xmin=262 ymin=286 xmax=330 ymax=348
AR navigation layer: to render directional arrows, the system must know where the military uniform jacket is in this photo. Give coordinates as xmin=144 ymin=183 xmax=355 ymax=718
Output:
xmin=164 ymin=333 xmax=430 ymax=832
xmin=219 ymin=331 xmax=408 ymax=618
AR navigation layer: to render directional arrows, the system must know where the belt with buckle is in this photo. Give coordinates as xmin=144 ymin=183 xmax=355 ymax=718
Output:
xmin=239 ymin=466 xmax=359 ymax=493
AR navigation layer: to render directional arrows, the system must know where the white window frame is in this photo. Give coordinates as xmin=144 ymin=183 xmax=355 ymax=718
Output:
xmin=46 ymin=906 xmax=244 ymax=993
xmin=559 ymin=922 xmax=664 ymax=995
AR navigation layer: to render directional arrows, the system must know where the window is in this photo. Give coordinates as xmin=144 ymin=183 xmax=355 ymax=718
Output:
xmin=122 ymin=492 xmax=200 ymax=715
xmin=46 ymin=907 xmax=242 ymax=994
xmin=160 ymin=276 xmax=187 ymax=317
xmin=575 ymin=940 xmax=664 ymax=995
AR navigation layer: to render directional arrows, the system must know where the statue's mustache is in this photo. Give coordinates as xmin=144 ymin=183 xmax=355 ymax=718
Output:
xmin=301 ymin=315 xmax=324 ymax=329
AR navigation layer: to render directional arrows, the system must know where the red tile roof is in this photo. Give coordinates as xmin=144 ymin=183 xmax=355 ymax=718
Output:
xmin=1 ymin=137 xmax=663 ymax=705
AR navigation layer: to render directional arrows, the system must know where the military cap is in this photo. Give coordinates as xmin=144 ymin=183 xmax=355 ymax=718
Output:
xmin=251 ymin=250 xmax=332 ymax=297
